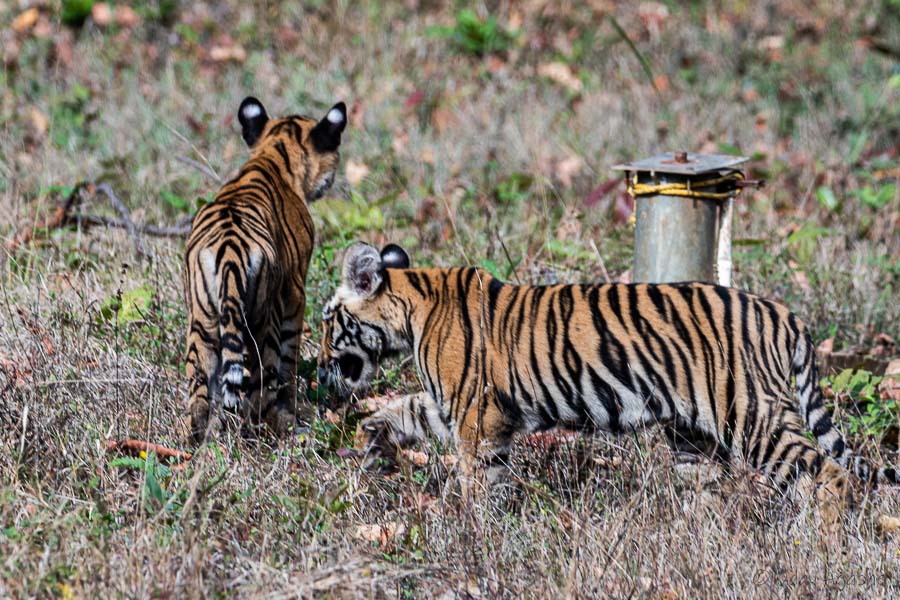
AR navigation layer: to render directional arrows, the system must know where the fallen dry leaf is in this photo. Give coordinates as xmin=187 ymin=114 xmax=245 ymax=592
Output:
xmin=885 ymin=359 xmax=900 ymax=377
xmin=879 ymin=363 xmax=900 ymax=401
xmin=34 ymin=19 xmax=53 ymax=39
xmin=391 ymin=129 xmax=409 ymax=156
xmin=614 ymin=192 xmax=634 ymax=224
xmin=817 ymin=337 xmax=834 ymax=355
xmin=653 ymin=74 xmax=671 ymax=92
xmin=485 ymin=55 xmax=506 ymax=75
xmin=91 ymin=3 xmax=112 ymax=26
xmin=209 ymin=45 xmax=247 ymax=63
xmin=349 ymin=102 xmax=365 ymax=130
xmin=584 ymin=178 xmax=620 ymax=208
xmin=29 ymin=107 xmax=48 ymax=138
xmin=638 ymin=2 xmax=670 ymax=32
xmin=345 ymin=160 xmax=370 ymax=187
xmin=537 ymin=61 xmax=583 ymax=93
xmin=354 ymin=522 xmax=406 ymax=550
xmin=430 ymin=106 xmax=456 ymax=134
xmin=403 ymin=90 xmax=425 ymax=111
xmin=354 ymin=524 xmax=382 ymax=543
xmin=555 ymin=155 xmax=583 ymax=188
xmin=877 ymin=514 xmax=900 ymax=535
xmin=593 ymin=455 xmax=623 ymax=469
xmin=401 ymin=449 xmax=429 ymax=467
xmin=12 ymin=8 xmax=39 ymax=33
xmin=790 ymin=266 xmax=812 ymax=294
xmin=420 ymin=146 xmax=436 ymax=165
xmin=115 ymin=6 xmax=140 ymax=28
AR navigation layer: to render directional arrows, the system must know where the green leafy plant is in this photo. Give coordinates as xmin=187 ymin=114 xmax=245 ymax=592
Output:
xmin=99 ymin=285 xmax=153 ymax=325
xmin=109 ymin=453 xmax=173 ymax=510
xmin=815 ymin=186 xmax=839 ymax=213
xmin=50 ymin=83 xmax=96 ymax=149
xmin=787 ymin=224 xmax=833 ymax=264
xmin=317 ymin=190 xmax=385 ymax=236
xmin=428 ymin=9 xmax=518 ymax=57
xmin=61 ymin=0 xmax=94 ymax=26
xmin=829 ymin=369 xmax=896 ymax=439
xmin=161 ymin=190 xmax=190 ymax=214
xmin=854 ymin=182 xmax=896 ymax=210
xmin=494 ymin=172 xmax=532 ymax=204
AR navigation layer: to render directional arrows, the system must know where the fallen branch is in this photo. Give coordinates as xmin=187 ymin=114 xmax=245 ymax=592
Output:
xmin=176 ymin=154 xmax=222 ymax=184
xmin=6 ymin=182 xmax=194 ymax=256
xmin=76 ymin=213 xmax=193 ymax=237
xmin=94 ymin=183 xmax=149 ymax=256
xmin=105 ymin=439 xmax=193 ymax=463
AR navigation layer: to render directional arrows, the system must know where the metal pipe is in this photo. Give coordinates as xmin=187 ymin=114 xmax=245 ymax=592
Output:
xmin=613 ymin=152 xmax=756 ymax=286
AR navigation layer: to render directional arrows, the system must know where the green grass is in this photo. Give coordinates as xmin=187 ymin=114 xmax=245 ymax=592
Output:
xmin=1 ymin=1 xmax=899 ymax=597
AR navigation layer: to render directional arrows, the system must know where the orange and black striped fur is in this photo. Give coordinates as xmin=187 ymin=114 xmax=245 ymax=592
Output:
xmin=184 ymin=96 xmax=346 ymax=442
xmin=318 ymin=242 xmax=898 ymax=498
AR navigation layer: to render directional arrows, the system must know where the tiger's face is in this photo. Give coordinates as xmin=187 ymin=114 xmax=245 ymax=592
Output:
xmin=237 ymin=96 xmax=346 ymax=202
xmin=317 ymin=243 xmax=412 ymax=399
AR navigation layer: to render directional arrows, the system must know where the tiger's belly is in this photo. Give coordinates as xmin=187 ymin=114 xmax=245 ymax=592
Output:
xmin=511 ymin=366 xmax=716 ymax=439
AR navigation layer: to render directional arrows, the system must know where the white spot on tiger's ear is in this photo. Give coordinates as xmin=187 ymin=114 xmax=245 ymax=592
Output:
xmin=326 ymin=107 xmax=344 ymax=124
xmin=242 ymin=102 xmax=263 ymax=120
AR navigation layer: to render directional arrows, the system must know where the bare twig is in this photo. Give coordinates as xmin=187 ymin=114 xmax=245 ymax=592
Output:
xmin=176 ymin=154 xmax=223 ymax=184
xmin=588 ymin=239 xmax=611 ymax=284
xmin=6 ymin=182 xmax=194 ymax=257
xmin=94 ymin=183 xmax=149 ymax=256
xmin=76 ymin=213 xmax=193 ymax=237
xmin=105 ymin=439 xmax=193 ymax=462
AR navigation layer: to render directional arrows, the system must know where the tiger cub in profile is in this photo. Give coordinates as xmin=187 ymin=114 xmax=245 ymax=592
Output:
xmin=183 ymin=96 xmax=346 ymax=442
xmin=317 ymin=242 xmax=898 ymax=502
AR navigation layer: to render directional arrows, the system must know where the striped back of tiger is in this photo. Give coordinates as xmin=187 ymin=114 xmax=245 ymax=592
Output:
xmin=318 ymin=242 xmax=898 ymax=487
xmin=183 ymin=97 xmax=347 ymax=442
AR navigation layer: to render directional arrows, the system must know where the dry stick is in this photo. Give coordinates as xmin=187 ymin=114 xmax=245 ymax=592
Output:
xmin=94 ymin=183 xmax=149 ymax=256
xmin=105 ymin=439 xmax=193 ymax=462
xmin=176 ymin=154 xmax=222 ymax=184
xmin=7 ymin=182 xmax=194 ymax=257
xmin=75 ymin=213 xmax=193 ymax=237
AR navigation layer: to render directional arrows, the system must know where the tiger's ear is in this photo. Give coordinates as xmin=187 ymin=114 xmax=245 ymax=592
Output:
xmin=311 ymin=102 xmax=347 ymax=153
xmin=380 ymin=244 xmax=410 ymax=269
xmin=342 ymin=242 xmax=382 ymax=298
xmin=238 ymin=96 xmax=269 ymax=147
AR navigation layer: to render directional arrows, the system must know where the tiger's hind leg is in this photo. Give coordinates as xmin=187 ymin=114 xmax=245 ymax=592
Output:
xmin=184 ymin=316 xmax=222 ymax=444
xmin=264 ymin=286 xmax=313 ymax=435
xmin=242 ymin=306 xmax=283 ymax=435
xmin=753 ymin=399 xmax=850 ymax=532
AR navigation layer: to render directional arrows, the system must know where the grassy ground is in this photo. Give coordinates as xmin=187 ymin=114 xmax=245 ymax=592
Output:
xmin=2 ymin=1 xmax=899 ymax=597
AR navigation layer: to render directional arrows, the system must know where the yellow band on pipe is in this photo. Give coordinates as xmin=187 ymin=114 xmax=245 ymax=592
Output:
xmin=626 ymin=171 xmax=744 ymax=227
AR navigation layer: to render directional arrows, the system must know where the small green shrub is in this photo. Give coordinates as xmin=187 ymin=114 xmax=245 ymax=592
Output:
xmin=428 ymin=9 xmax=517 ymax=57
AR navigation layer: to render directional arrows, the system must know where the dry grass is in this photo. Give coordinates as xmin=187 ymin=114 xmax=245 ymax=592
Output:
xmin=1 ymin=1 xmax=899 ymax=597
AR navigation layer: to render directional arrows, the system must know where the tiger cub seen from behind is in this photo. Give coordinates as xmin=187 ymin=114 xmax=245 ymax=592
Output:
xmin=184 ymin=96 xmax=346 ymax=442
xmin=318 ymin=242 xmax=898 ymax=503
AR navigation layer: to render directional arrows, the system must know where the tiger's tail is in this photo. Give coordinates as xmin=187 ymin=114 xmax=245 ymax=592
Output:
xmin=793 ymin=327 xmax=898 ymax=485
xmin=217 ymin=259 xmax=248 ymax=411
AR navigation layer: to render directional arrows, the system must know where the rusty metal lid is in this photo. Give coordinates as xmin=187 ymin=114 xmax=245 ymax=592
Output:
xmin=613 ymin=152 xmax=749 ymax=176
